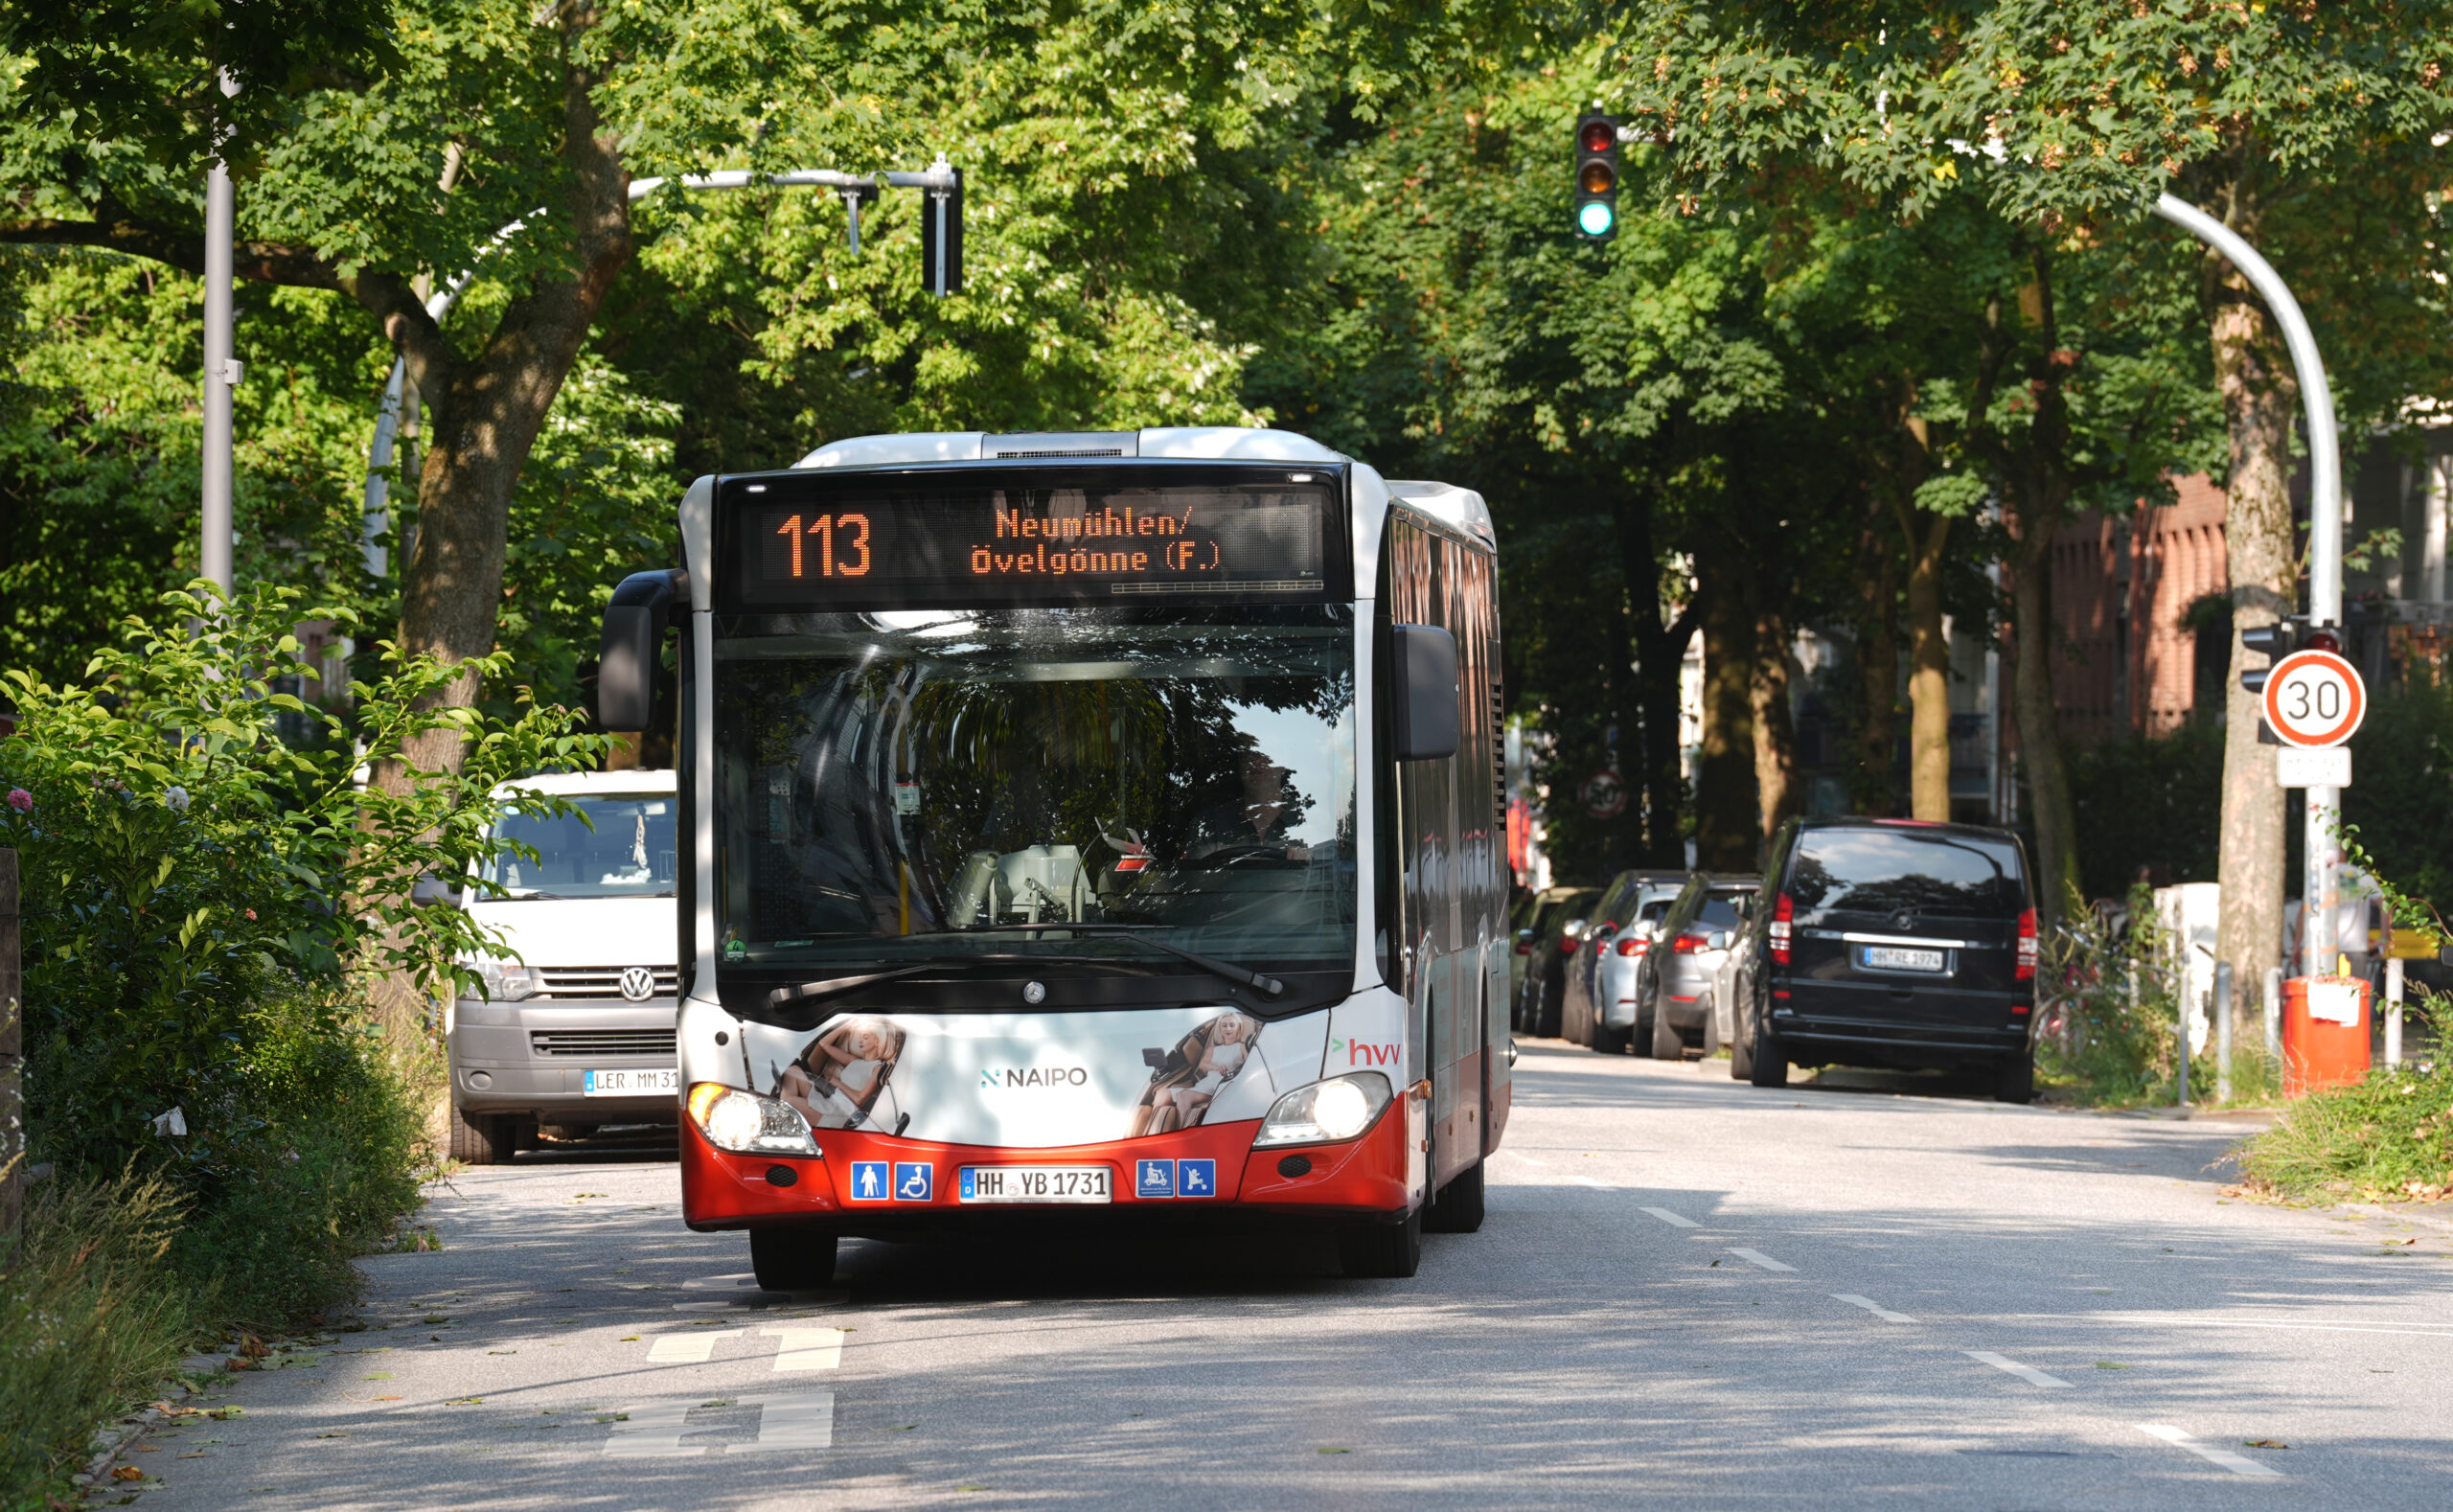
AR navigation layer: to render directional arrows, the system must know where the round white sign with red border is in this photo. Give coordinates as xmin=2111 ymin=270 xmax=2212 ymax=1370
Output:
xmin=2262 ymin=649 xmax=2365 ymax=747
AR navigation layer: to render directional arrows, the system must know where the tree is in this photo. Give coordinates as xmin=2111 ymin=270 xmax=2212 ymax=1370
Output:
xmin=0 ymin=0 xmax=1486 ymax=780
xmin=1616 ymin=2 xmax=2446 ymax=950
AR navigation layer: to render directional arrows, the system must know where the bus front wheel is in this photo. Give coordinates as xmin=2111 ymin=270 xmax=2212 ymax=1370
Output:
xmin=749 ymin=1226 xmax=839 ymax=1292
xmin=1338 ymin=1208 xmax=1422 ymax=1278
xmin=1426 ymin=1158 xmax=1484 ymax=1233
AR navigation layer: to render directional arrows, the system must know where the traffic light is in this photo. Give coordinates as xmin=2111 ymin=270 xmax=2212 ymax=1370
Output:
xmin=920 ymin=161 xmax=962 ymax=296
xmin=2239 ymin=618 xmax=2341 ymax=694
xmin=1574 ymin=112 xmax=1620 ymax=241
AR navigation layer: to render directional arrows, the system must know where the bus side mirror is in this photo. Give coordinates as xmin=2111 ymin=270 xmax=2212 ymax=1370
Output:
xmin=1390 ymin=624 xmax=1459 ymax=761
xmin=599 ymin=569 xmax=683 ymax=733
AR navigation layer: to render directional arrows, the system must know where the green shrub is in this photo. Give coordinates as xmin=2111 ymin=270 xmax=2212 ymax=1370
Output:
xmin=2036 ymin=890 xmax=2185 ymax=1105
xmin=2240 ymin=1063 xmax=2453 ymax=1203
xmin=0 ymin=1175 xmax=197 ymax=1508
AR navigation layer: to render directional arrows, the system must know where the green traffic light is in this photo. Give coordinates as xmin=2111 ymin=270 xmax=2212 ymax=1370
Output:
xmin=1578 ymin=200 xmax=1615 ymax=236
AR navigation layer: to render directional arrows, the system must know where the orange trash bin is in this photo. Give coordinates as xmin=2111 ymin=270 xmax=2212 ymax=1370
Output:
xmin=2282 ymin=974 xmax=2372 ymax=1095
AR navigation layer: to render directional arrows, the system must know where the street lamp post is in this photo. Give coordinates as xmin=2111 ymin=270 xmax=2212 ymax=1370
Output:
xmin=2147 ymin=194 xmax=2344 ymax=981
xmin=200 ymin=70 xmax=242 ymax=599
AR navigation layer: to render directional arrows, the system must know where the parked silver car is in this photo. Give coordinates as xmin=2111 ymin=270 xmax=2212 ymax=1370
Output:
xmin=1635 ymin=875 xmax=1758 ymax=1060
xmin=1561 ymin=869 xmax=1688 ymax=1051
xmin=1592 ymin=891 xmax=1681 ymax=1053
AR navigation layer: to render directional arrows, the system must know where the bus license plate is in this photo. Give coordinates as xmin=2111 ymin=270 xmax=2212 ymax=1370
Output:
xmin=1860 ymin=946 xmax=1946 ymax=973
xmin=583 ymin=1067 xmax=679 ymax=1096
xmin=958 ymin=1166 xmax=1112 ymax=1204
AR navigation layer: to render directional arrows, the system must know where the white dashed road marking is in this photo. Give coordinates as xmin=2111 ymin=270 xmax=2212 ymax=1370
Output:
xmin=1641 ymin=1206 xmax=1699 ymax=1228
xmin=647 ymin=1329 xmax=742 ymax=1363
xmin=1832 ymin=1294 xmax=1915 ymax=1323
xmin=1728 ymin=1248 xmax=1795 ymax=1272
xmin=767 ymin=1327 xmax=845 ymax=1371
xmin=2138 ymin=1423 xmax=2286 ymax=1478
xmin=1964 ymin=1351 xmax=2072 ymax=1388
xmin=604 ymin=1394 xmax=838 ymax=1456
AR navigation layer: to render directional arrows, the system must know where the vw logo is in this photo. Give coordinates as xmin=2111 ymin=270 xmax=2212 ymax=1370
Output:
xmin=618 ymin=966 xmax=657 ymax=1001
xmin=1890 ymin=910 xmax=1916 ymax=932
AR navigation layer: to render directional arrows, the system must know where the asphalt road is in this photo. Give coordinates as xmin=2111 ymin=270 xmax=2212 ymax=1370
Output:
xmin=115 ymin=1042 xmax=2451 ymax=1510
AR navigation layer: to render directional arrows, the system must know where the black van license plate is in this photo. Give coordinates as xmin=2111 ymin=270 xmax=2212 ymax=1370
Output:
xmin=1861 ymin=945 xmax=1946 ymax=973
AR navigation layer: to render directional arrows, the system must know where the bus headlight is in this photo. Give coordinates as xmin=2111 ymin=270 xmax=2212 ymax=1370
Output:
xmin=687 ymin=1083 xmax=819 ymax=1157
xmin=1253 ymin=1072 xmax=1392 ymax=1147
xmin=475 ymin=960 xmax=540 ymax=1002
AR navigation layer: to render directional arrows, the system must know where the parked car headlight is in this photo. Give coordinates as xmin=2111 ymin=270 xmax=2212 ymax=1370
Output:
xmin=1253 ymin=1072 xmax=1393 ymax=1147
xmin=475 ymin=960 xmax=540 ymax=1001
xmin=687 ymin=1082 xmax=819 ymax=1157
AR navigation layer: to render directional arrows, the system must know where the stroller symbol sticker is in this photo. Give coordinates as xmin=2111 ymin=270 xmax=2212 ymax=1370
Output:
xmin=1178 ymin=1158 xmax=1217 ymax=1198
xmin=1135 ymin=1159 xmax=1175 ymax=1199
xmin=848 ymin=1160 xmax=888 ymax=1202
xmin=894 ymin=1162 xmax=933 ymax=1202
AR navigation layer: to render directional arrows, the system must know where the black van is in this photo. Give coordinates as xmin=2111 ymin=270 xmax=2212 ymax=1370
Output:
xmin=1734 ymin=817 xmax=2037 ymax=1103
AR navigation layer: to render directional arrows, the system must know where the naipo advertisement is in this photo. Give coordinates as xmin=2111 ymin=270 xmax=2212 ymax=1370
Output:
xmin=732 ymin=1008 xmax=1332 ymax=1148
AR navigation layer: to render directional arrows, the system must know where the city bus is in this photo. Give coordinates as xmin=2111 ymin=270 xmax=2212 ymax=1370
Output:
xmin=596 ymin=426 xmax=1507 ymax=1282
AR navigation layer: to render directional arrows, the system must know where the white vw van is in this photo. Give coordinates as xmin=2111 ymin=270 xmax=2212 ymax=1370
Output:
xmin=446 ymin=769 xmax=679 ymax=1163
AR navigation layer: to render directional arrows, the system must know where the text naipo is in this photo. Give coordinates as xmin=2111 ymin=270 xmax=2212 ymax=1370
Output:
xmin=978 ymin=1065 xmax=1091 ymax=1089
xmin=1329 ymin=1038 xmax=1400 ymax=1068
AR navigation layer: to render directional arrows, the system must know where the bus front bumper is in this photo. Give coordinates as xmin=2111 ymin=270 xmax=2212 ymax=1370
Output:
xmin=679 ymin=1099 xmax=1411 ymax=1234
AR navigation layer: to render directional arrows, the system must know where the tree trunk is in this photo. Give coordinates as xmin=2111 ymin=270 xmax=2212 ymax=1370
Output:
xmin=1691 ymin=539 xmax=1757 ymax=870
xmin=2008 ymin=522 xmax=2079 ymax=921
xmin=2208 ymin=216 xmax=2298 ymax=1010
xmin=378 ymin=23 xmax=634 ymax=789
xmin=1902 ymin=509 xmax=1954 ymax=821
xmin=1751 ymin=600 xmax=1801 ymax=837
xmin=1854 ymin=529 xmax=1900 ymax=815
xmin=1616 ymin=489 xmax=1690 ymax=866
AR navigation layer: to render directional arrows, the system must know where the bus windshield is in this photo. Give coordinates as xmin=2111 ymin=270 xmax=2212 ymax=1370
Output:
xmin=713 ymin=604 xmax=1357 ymax=978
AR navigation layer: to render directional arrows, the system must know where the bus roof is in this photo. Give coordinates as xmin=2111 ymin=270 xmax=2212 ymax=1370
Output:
xmin=792 ymin=426 xmax=1345 ymax=469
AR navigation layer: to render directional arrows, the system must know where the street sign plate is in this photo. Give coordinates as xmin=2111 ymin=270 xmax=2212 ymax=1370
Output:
xmin=2275 ymin=745 xmax=2351 ymax=789
xmin=2260 ymin=649 xmax=2365 ymax=747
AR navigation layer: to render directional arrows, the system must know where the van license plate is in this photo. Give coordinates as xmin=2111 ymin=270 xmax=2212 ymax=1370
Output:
xmin=583 ymin=1068 xmax=679 ymax=1096
xmin=1861 ymin=946 xmax=1946 ymax=973
xmin=958 ymin=1166 xmax=1112 ymax=1203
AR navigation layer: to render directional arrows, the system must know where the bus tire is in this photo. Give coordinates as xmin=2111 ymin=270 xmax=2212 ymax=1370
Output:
xmin=749 ymin=1226 xmax=839 ymax=1292
xmin=1339 ymin=1208 xmax=1423 ymax=1278
xmin=448 ymin=1105 xmax=514 ymax=1165
xmin=1426 ymin=1158 xmax=1485 ymax=1233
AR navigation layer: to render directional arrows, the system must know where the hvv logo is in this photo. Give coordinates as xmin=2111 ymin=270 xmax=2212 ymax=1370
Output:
xmin=1329 ymin=1037 xmax=1400 ymax=1068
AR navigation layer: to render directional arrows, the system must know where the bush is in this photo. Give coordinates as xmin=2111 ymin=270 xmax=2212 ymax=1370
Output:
xmin=2239 ymin=1062 xmax=2453 ymax=1203
xmin=0 ymin=583 xmax=602 ymax=1506
xmin=0 ymin=1176 xmax=197 ymax=1507
xmin=2036 ymin=890 xmax=2185 ymax=1105
xmin=2067 ymin=720 xmax=2223 ymax=900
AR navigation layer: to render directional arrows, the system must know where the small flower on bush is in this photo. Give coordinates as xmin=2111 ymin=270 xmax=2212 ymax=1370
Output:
xmin=164 ymin=785 xmax=191 ymax=813
xmin=7 ymin=787 xmax=29 ymax=813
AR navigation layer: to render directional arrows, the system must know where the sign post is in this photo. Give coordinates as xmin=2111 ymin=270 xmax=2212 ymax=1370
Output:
xmin=2263 ymin=646 xmax=2366 ymax=978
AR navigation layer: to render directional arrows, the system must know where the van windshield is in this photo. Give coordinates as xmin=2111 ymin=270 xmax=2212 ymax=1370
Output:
xmin=483 ymin=795 xmax=678 ymax=898
xmin=1787 ymin=829 xmax=2024 ymax=916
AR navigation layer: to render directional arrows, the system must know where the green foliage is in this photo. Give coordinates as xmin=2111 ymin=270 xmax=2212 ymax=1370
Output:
xmin=2241 ymin=1063 xmax=2453 ymax=1203
xmin=2035 ymin=893 xmax=2183 ymax=1105
xmin=2342 ymin=676 xmax=2453 ymax=914
xmin=2 ymin=577 xmax=601 ymax=1183
xmin=2067 ymin=720 xmax=2225 ymax=901
xmin=0 ymin=1175 xmax=197 ymax=1509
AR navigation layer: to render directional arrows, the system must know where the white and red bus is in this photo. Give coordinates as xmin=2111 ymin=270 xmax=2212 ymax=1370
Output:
xmin=597 ymin=426 xmax=1506 ymax=1282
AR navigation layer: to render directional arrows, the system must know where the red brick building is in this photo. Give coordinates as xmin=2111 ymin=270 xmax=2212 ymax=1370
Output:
xmin=2051 ymin=475 xmax=2232 ymax=745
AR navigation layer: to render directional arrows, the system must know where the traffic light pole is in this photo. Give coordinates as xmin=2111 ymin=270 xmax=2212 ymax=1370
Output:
xmin=2149 ymin=193 xmax=2343 ymax=979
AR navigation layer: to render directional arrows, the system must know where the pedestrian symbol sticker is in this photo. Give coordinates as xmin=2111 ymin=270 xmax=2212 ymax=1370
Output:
xmin=848 ymin=1161 xmax=888 ymax=1202
xmin=894 ymin=1162 xmax=932 ymax=1202
xmin=1179 ymin=1158 xmax=1217 ymax=1198
xmin=1135 ymin=1159 xmax=1175 ymax=1199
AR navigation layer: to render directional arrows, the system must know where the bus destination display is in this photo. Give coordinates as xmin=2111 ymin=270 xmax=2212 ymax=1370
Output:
xmin=729 ymin=480 xmax=1333 ymax=606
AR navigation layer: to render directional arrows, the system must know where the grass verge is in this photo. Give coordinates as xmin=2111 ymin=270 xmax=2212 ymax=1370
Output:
xmin=2237 ymin=1062 xmax=2453 ymax=1203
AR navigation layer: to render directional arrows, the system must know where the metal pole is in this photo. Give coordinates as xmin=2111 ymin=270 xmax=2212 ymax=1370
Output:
xmin=2214 ymin=960 xmax=2234 ymax=1103
xmin=200 ymin=147 xmax=237 ymax=598
xmin=2262 ymin=964 xmax=2283 ymax=1058
xmin=2149 ymin=194 xmax=2343 ymax=982
xmin=2385 ymin=954 xmax=2404 ymax=1067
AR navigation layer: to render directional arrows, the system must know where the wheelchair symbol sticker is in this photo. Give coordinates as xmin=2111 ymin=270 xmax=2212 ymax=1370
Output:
xmin=893 ymin=1161 xmax=933 ymax=1202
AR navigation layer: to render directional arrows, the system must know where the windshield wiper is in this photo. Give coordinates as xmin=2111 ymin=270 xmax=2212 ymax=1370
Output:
xmin=958 ymin=923 xmax=1284 ymax=997
xmin=764 ymin=953 xmax=1165 ymax=1011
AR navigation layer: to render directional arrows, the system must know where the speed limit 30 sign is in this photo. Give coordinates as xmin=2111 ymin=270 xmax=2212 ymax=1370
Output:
xmin=2262 ymin=648 xmax=2366 ymax=747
